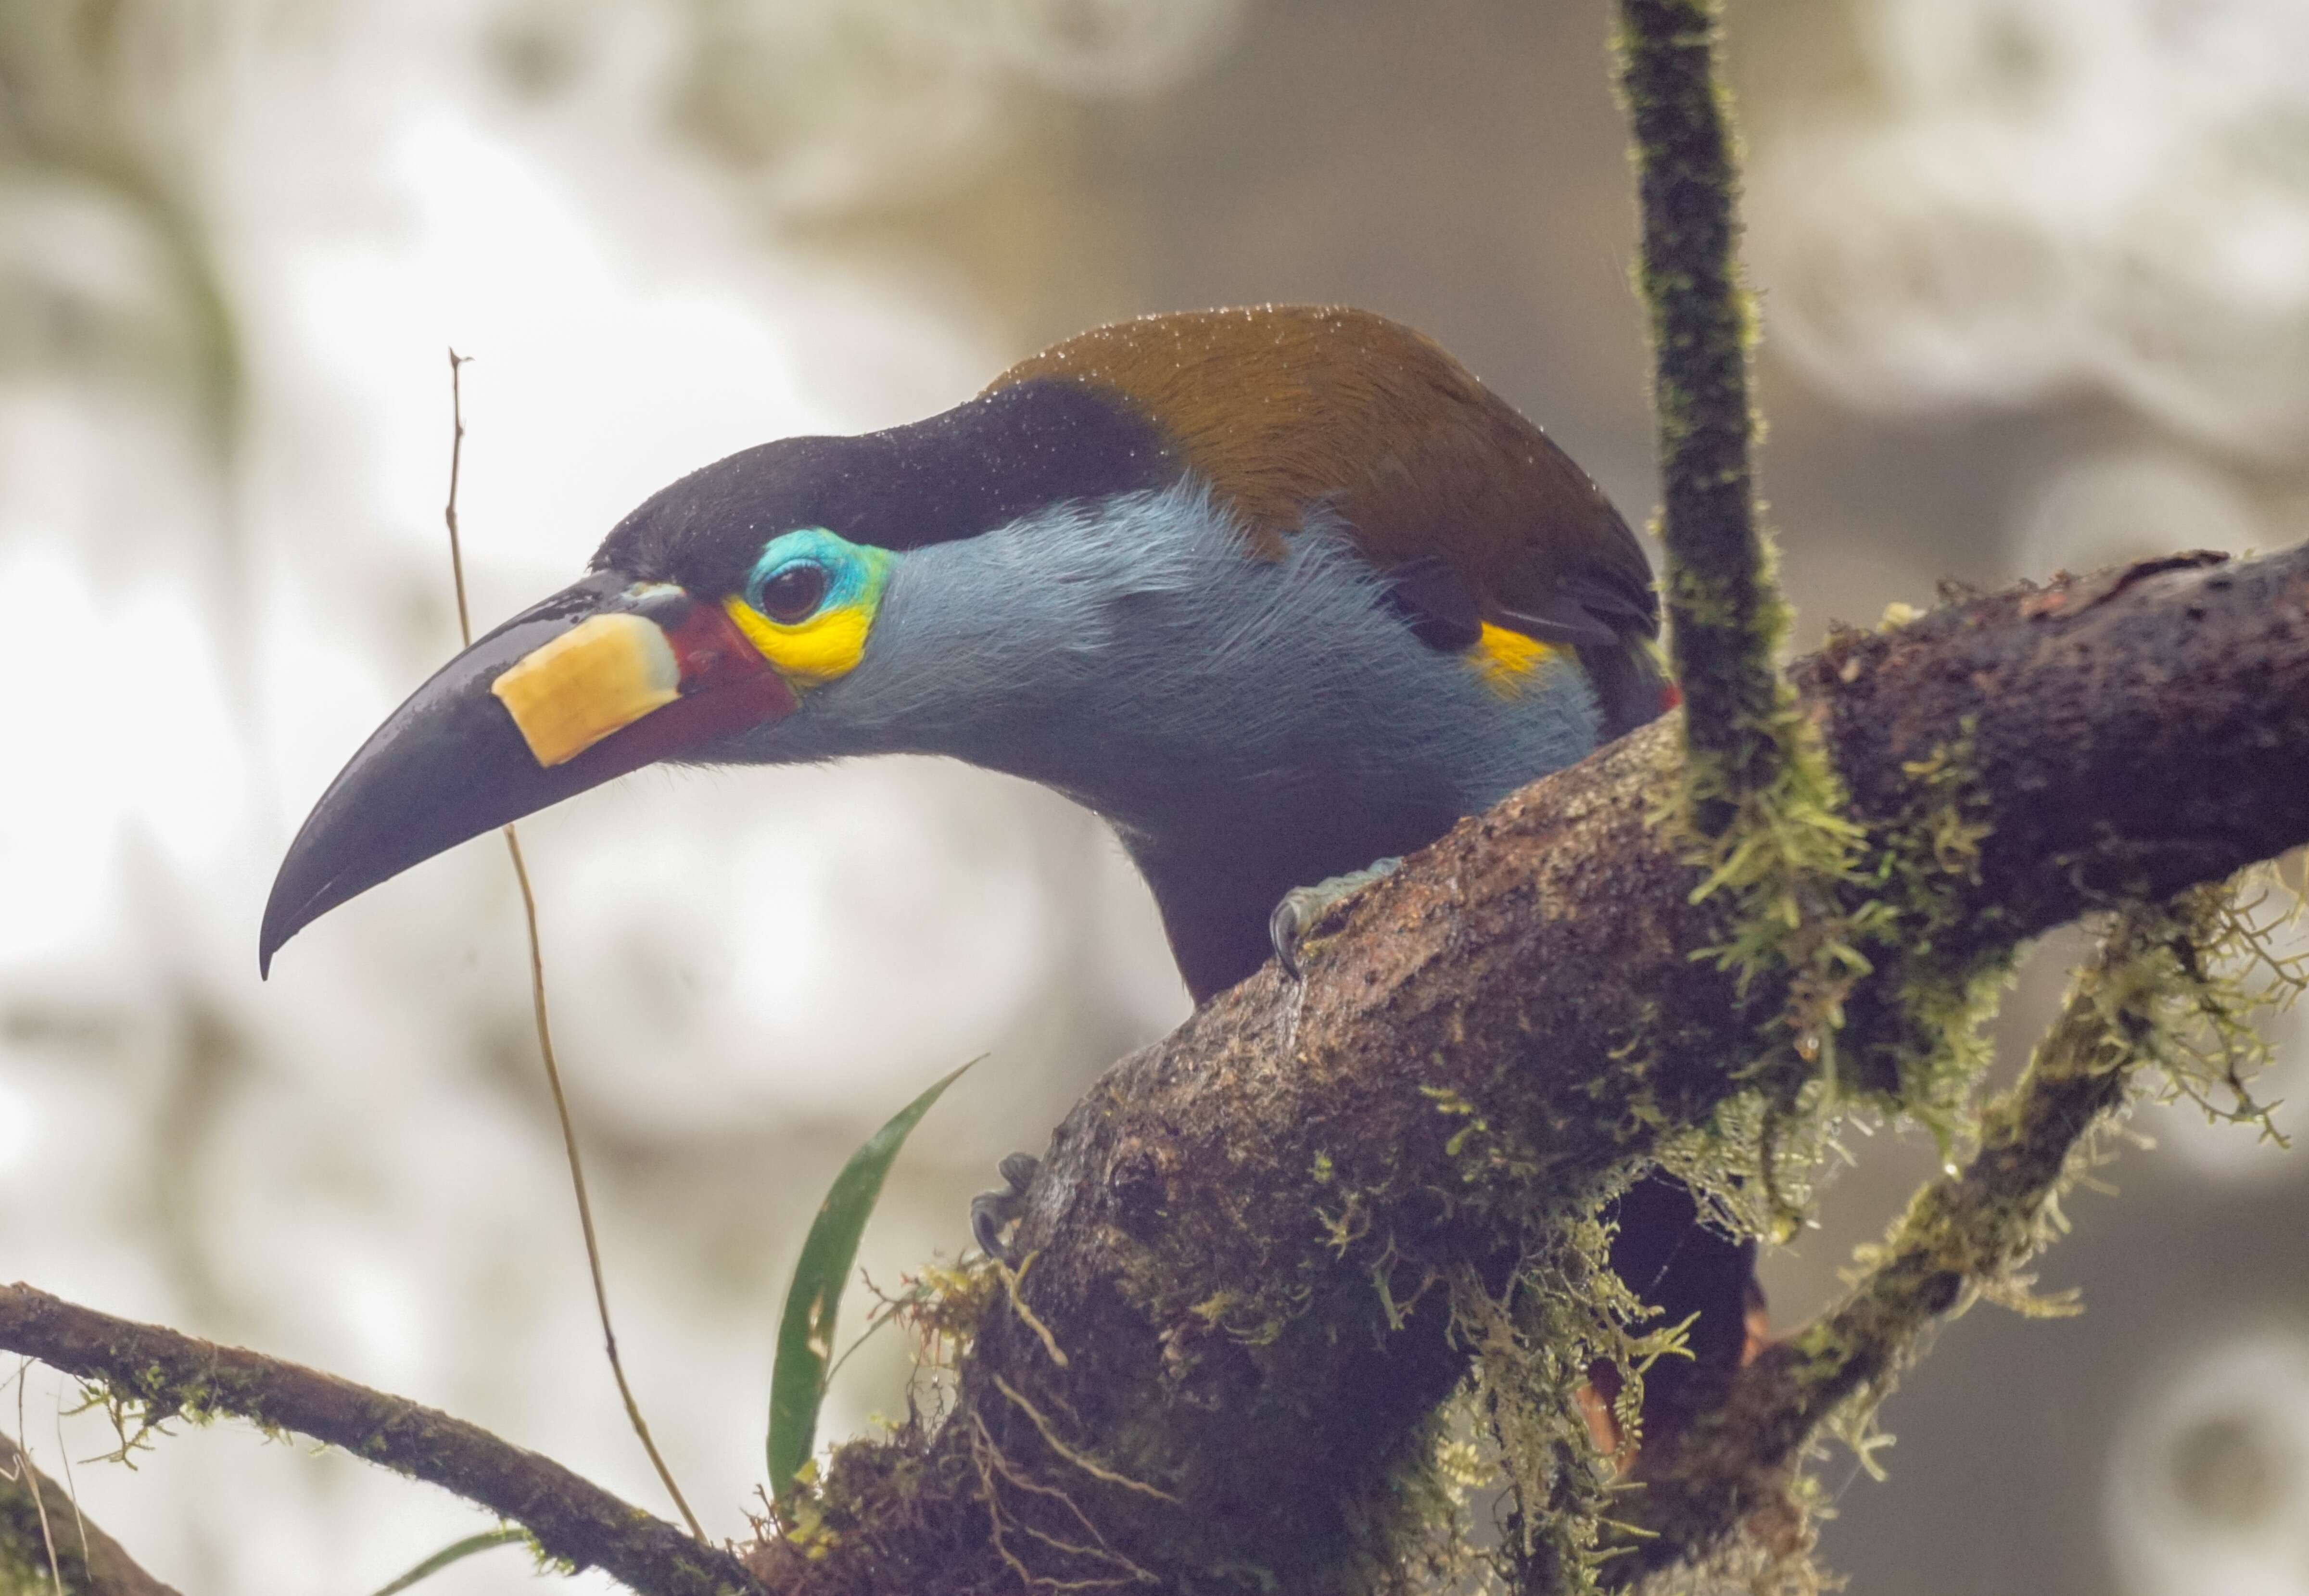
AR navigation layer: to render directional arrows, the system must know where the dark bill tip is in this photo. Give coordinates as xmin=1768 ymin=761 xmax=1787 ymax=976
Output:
xmin=259 ymin=572 xmax=793 ymax=976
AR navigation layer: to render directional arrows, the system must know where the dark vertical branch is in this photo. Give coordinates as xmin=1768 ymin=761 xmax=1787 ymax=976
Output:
xmin=1614 ymin=0 xmax=1784 ymax=825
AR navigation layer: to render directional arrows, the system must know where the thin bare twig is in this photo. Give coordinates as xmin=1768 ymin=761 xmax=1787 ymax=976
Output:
xmin=443 ymin=349 xmax=708 ymax=1544
xmin=443 ymin=350 xmax=474 ymax=645
xmin=53 ymin=1393 xmax=87 ymax=1572
xmin=15 ymin=1359 xmax=61 ymax=1592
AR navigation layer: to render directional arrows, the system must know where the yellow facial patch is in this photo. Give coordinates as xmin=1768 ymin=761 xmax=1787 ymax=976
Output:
xmin=1468 ymin=621 xmax=1559 ymax=699
xmin=492 ymin=612 xmax=681 ymax=766
xmin=722 ymin=597 xmax=875 ymax=686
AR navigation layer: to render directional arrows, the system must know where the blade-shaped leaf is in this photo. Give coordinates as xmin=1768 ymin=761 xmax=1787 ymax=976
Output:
xmin=367 ymin=1528 xmax=528 ymax=1596
xmin=768 ymin=1059 xmax=977 ymax=1505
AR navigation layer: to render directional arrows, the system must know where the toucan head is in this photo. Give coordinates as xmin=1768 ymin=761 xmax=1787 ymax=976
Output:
xmin=260 ymin=306 xmax=1653 ymax=982
xmin=259 ymin=368 xmax=1180 ymax=973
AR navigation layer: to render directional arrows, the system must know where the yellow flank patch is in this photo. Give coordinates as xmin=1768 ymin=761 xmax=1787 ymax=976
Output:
xmin=723 ymin=596 xmax=874 ymax=686
xmin=492 ymin=612 xmax=681 ymax=767
xmin=1468 ymin=621 xmax=1558 ymax=699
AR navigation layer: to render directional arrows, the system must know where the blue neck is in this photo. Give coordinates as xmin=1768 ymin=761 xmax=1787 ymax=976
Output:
xmin=745 ymin=483 xmax=1604 ymax=998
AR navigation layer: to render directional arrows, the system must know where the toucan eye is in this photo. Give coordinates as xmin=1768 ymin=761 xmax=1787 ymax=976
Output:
xmin=755 ymin=561 xmax=830 ymax=624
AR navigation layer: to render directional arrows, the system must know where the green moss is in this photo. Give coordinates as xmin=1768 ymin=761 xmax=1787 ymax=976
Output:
xmin=2143 ymin=864 xmax=2308 ymax=1139
xmin=1643 ymin=710 xmax=2022 ymax=1255
xmin=74 ymin=1355 xmax=305 ymax=1469
xmin=1441 ymin=1181 xmax=1699 ymax=1596
xmin=752 ymin=812 xmax=2296 ymax=1596
xmin=1812 ymin=876 xmax=2301 ymax=1467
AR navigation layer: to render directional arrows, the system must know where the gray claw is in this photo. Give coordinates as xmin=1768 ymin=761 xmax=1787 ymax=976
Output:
xmin=1270 ymin=894 xmax=1311 ymax=982
xmin=972 ymin=1152 xmax=1042 ymax=1260
xmin=1269 ymin=858 xmax=1404 ymax=983
xmin=969 ymin=1191 xmax=1010 ymax=1258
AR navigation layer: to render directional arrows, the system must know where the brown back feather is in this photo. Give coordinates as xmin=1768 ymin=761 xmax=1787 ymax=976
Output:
xmin=989 ymin=305 xmax=1657 ymax=647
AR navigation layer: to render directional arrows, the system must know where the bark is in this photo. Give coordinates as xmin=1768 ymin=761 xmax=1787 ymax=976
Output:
xmin=0 ymin=1430 xmax=181 ymax=1596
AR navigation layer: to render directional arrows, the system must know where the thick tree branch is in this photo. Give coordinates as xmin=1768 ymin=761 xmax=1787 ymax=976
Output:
xmin=3 ymin=550 xmax=2301 ymax=1596
xmin=0 ymin=1429 xmax=180 ymax=1596
xmin=0 ymin=1286 xmax=764 ymax=1596
xmin=748 ymin=544 xmax=2309 ymax=1595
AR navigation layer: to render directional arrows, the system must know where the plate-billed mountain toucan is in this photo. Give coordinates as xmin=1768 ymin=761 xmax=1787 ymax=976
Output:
xmin=261 ymin=304 xmax=1759 ymax=1450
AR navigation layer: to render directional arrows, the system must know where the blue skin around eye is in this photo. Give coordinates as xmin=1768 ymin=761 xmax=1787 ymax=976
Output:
xmin=746 ymin=528 xmax=885 ymax=615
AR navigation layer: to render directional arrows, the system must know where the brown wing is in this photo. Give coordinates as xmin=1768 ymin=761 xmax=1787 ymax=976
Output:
xmin=990 ymin=305 xmax=1660 ymax=667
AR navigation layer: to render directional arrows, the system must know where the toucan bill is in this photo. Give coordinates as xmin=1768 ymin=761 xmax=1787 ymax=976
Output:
xmin=259 ymin=571 xmax=797 ymax=975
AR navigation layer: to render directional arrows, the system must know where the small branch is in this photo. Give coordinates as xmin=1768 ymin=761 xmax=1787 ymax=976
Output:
xmin=443 ymin=348 xmax=707 ymax=1542
xmin=444 ymin=348 xmax=474 ymax=645
xmin=0 ymin=1285 xmax=764 ymax=1596
xmin=502 ymin=826 xmax=710 ymax=1540
xmin=0 ymin=1429 xmax=180 ymax=1596
xmin=1609 ymin=898 xmax=2214 ymax=1577
xmin=1615 ymin=0 xmax=1782 ymax=818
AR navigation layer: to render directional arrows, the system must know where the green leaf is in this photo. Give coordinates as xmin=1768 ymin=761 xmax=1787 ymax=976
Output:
xmin=767 ymin=1058 xmax=977 ymax=1505
xmin=366 ymin=1528 xmax=528 ymax=1596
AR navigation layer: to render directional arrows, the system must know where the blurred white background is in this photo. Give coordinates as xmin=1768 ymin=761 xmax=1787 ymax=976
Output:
xmin=0 ymin=1 xmax=2304 ymax=1591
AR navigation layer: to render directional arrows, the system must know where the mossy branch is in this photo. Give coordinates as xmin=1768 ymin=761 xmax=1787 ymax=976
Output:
xmin=1616 ymin=0 xmax=1867 ymax=1144
xmin=0 ymin=1286 xmax=764 ymax=1596
xmin=1614 ymin=0 xmax=1784 ymax=822
xmin=0 ymin=1429 xmax=180 ymax=1596
xmin=1601 ymin=887 xmax=2283 ymax=1580
xmin=744 ymin=545 xmax=2309 ymax=1596
xmin=4 ymin=547 xmax=2305 ymax=1596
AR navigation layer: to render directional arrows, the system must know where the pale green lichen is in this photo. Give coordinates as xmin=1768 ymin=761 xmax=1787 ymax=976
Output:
xmin=1519 ymin=873 xmax=2309 ymax=1596
xmin=1780 ymin=869 xmax=2306 ymax=1555
xmin=1445 ymin=1187 xmax=1694 ymax=1596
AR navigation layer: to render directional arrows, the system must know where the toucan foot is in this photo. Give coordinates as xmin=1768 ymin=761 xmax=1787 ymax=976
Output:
xmin=970 ymin=1152 xmax=1042 ymax=1261
xmin=1269 ymin=857 xmax=1403 ymax=981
